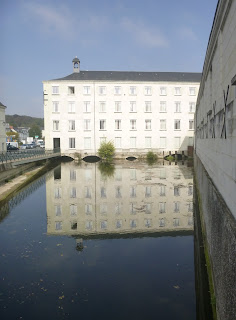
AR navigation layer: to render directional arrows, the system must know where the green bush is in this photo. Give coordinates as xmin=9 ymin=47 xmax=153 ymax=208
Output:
xmin=98 ymin=141 xmax=115 ymax=161
xmin=146 ymin=151 xmax=157 ymax=164
xmin=98 ymin=162 xmax=115 ymax=178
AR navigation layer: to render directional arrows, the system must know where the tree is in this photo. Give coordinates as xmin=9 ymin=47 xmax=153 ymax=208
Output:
xmin=98 ymin=141 xmax=115 ymax=161
xmin=29 ymin=124 xmax=42 ymax=138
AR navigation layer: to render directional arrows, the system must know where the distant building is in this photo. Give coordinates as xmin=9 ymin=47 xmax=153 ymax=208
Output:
xmin=17 ymin=127 xmax=29 ymax=143
xmin=0 ymin=102 xmax=6 ymax=151
xmin=43 ymin=58 xmax=201 ymax=157
xmin=195 ymin=0 xmax=236 ymax=319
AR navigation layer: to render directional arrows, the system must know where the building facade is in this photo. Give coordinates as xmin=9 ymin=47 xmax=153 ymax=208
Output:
xmin=0 ymin=102 xmax=6 ymax=152
xmin=43 ymin=60 xmax=201 ymax=157
xmin=195 ymin=0 xmax=236 ymax=319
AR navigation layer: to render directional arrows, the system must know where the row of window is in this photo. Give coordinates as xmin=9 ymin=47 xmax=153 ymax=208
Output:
xmin=52 ymin=85 xmax=197 ymax=96
xmin=52 ymin=101 xmax=196 ymax=113
xmin=52 ymin=119 xmax=194 ymax=132
xmin=59 ymin=135 xmax=194 ymax=149
xmin=54 ymin=185 xmax=193 ymax=199
xmin=55 ymin=216 xmax=193 ymax=231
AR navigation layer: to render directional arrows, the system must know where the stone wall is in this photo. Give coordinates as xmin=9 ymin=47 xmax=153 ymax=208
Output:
xmin=194 ymin=154 xmax=236 ymax=320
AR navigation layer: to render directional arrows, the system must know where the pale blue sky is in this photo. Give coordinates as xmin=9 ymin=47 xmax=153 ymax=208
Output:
xmin=1 ymin=0 xmax=218 ymax=117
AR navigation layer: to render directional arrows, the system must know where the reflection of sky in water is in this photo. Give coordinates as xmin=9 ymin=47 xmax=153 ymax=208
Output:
xmin=0 ymin=162 xmax=196 ymax=320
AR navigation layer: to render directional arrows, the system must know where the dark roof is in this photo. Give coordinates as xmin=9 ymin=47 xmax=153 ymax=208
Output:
xmin=50 ymin=71 xmax=202 ymax=82
xmin=72 ymin=57 xmax=80 ymax=63
xmin=0 ymin=101 xmax=6 ymax=108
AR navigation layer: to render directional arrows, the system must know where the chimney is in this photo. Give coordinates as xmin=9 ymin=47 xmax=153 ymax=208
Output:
xmin=72 ymin=57 xmax=80 ymax=73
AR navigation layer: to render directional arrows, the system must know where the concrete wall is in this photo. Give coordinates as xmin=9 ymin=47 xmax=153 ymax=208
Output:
xmin=195 ymin=1 xmax=236 ymax=319
xmin=43 ymin=79 xmax=199 ymax=156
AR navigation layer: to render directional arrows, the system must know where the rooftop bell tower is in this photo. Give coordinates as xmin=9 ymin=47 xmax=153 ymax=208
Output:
xmin=72 ymin=57 xmax=80 ymax=73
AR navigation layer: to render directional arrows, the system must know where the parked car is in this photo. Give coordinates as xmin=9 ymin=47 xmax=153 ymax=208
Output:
xmin=26 ymin=144 xmax=34 ymax=149
xmin=20 ymin=144 xmax=27 ymax=150
xmin=7 ymin=144 xmax=19 ymax=151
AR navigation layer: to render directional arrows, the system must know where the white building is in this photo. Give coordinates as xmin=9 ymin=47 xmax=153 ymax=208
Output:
xmin=0 ymin=102 xmax=6 ymax=152
xmin=195 ymin=1 xmax=236 ymax=319
xmin=43 ymin=58 xmax=201 ymax=157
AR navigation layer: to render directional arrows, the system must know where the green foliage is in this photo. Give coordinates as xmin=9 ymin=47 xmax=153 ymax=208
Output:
xmin=98 ymin=141 xmax=115 ymax=161
xmin=6 ymin=131 xmax=20 ymax=142
xmin=166 ymin=155 xmax=174 ymax=161
xmin=146 ymin=151 xmax=157 ymax=165
xmin=29 ymin=124 xmax=42 ymax=138
xmin=98 ymin=161 xmax=115 ymax=178
xmin=6 ymin=114 xmax=44 ymax=128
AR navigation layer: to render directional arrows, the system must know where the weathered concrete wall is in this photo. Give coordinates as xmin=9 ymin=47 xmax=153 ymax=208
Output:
xmin=194 ymin=154 xmax=236 ymax=320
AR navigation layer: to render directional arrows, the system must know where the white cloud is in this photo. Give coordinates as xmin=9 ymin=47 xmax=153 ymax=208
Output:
xmin=121 ymin=18 xmax=169 ymax=48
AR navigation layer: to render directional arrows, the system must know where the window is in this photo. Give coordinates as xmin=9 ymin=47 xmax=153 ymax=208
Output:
xmin=53 ymin=120 xmax=59 ymax=131
xmin=175 ymin=87 xmax=181 ymax=95
xmin=55 ymin=205 xmax=62 ymax=216
xmin=99 ymin=86 xmax=106 ymax=95
xmin=69 ymin=120 xmax=75 ymax=131
xmin=159 ymin=202 xmax=166 ymax=213
xmin=160 ymin=119 xmax=166 ymax=130
xmin=54 ymin=187 xmax=61 ymax=199
xmin=144 ymin=86 xmax=152 ymax=95
xmin=115 ymin=203 xmax=122 ymax=214
xmin=84 ymin=101 xmax=91 ymax=113
xmin=70 ymin=205 xmax=77 ymax=216
xmin=130 ymin=203 xmax=136 ymax=214
xmin=159 ymin=168 xmax=166 ymax=179
xmin=130 ymin=120 xmax=136 ymax=130
xmin=174 ymin=202 xmax=180 ymax=213
xmin=130 ymin=137 xmax=136 ymax=148
xmin=100 ymin=204 xmax=107 ymax=214
xmin=115 ymin=137 xmax=122 ymax=148
xmin=130 ymin=219 xmax=137 ymax=228
xmin=174 ymin=120 xmax=181 ymax=130
xmin=145 ymin=218 xmax=152 ymax=227
xmin=86 ymin=221 xmax=93 ymax=230
xmin=189 ymin=102 xmax=196 ymax=113
xmin=175 ymin=102 xmax=181 ymax=113
xmin=159 ymin=218 xmax=165 ymax=227
xmin=116 ymin=186 xmax=122 ymax=198
xmin=85 ymin=186 xmax=92 ymax=198
xmin=130 ymin=86 xmax=136 ymax=95
xmin=160 ymin=185 xmax=166 ymax=196
xmin=145 ymin=101 xmax=151 ymax=112
xmin=69 ymin=138 xmax=75 ymax=149
xmin=188 ymin=185 xmax=193 ymax=196
xmin=70 ymin=169 xmax=76 ymax=181
xmin=189 ymin=87 xmax=196 ymax=95
xmin=52 ymin=86 xmax=59 ymax=94
xmin=173 ymin=218 xmax=180 ymax=227
xmin=99 ymin=102 xmax=106 ymax=112
xmin=84 ymin=119 xmax=91 ymax=130
xmin=160 ymin=101 xmax=166 ymax=112
xmin=100 ymin=137 xmax=106 ymax=145
xmin=85 ymin=169 xmax=92 ymax=181
xmin=83 ymin=86 xmax=91 ymax=95
xmin=160 ymin=87 xmax=166 ymax=95
xmin=174 ymin=186 xmax=180 ymax=196
xmin=145 ymin=186 xmax=151 ymax=197
xmin=130 ymin=169 xmax=137 ymax=180
xmin=101 ymin=187 xmax=107 ymax=198
xmin=115 ymin=101 xmax=121 ymax=112
xmin=130 ymin=186 xmax=136 ymax=198
xmin=115 ymin=170 xmax=122 ymax=181
xmin=115 ymin=120 xmax=121 ymax=130
xmin=145 ymin=137 xmax=151 ymax=148
xmin=145 ymin=120 xmax=151 ymax=130
xmin=84 ymin=137 xmax=91 ymax=149
xmin=100 ymin=220 xmax=107 ymax=229
xmin=130 ymin=101 xmax=136 ymax=112
xmin=188 ymin=217 xmax=193 ymax=226
xmin=100 ymin=120 xmax=106 ymax=130
xmin=174 ymin=137 xmax=181 ymax=148
xmin=116 ymin=220 xmax=122 ymax=229
xmin=68 ymin=86 xmax=75 ymax=95
xmin=70 ymin=187 xmax=77 ymax=198
xmin=68 ymin=102 xmax=75 ymax=113
xmin=55 ymin=221 xmax=62 ymax=230
xmin=114 ymin=86 xmax=121 ymax=95
xmin=189 ymin=120 xmax=194 ymax=130
xmin=160 ymin=137 xmax=166 ymax=148
xmin=85 ymin=204 xmax=92 ymax=215
xmin=53 ymin=101 xmax=59 ymax=112
xmin=188 ymin=202 xmax=193 ymax=212
xmin=71 ymin=221 xmax=77 ymax=230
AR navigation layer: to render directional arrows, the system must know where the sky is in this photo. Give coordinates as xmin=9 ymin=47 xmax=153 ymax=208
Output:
xmin=1 ymin=0 xmax=218 ymax=118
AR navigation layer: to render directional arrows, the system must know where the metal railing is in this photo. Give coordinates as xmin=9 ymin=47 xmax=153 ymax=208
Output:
xmin=0 ymin=148 xmax=61 ymax=164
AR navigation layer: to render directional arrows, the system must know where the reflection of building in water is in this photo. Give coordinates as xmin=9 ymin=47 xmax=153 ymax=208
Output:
xmin=46 ymin=162 xmax=194 ymax=236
